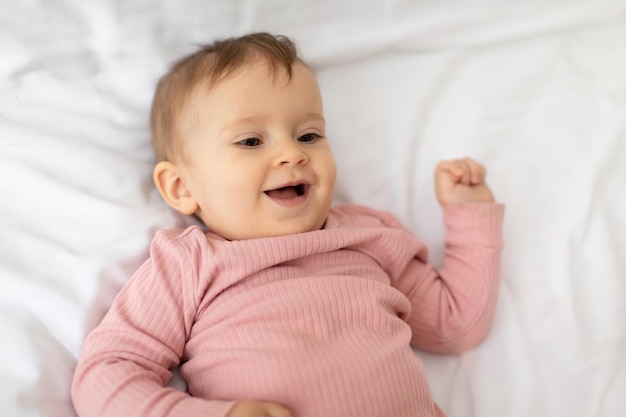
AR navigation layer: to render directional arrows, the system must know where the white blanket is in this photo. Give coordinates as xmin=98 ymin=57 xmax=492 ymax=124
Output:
xmin=2 ymin=1 xmax=625 ymax=416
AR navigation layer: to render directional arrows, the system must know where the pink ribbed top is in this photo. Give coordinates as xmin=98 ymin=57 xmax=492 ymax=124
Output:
xmin=72 ymin=203 xmax=504 ymax=417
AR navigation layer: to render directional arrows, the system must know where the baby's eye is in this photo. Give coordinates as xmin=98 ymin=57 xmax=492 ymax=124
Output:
xmin=297 ymin=133 xmax=321 ymax=143
xmin=237 ymin=137 xmax=262 ymax=147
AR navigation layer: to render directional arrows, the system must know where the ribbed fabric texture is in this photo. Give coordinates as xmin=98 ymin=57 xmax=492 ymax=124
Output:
xmin=71 ymin=203 xmax=505 ymax=417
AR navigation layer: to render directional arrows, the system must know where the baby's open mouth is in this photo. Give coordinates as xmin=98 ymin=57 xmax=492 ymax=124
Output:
xmin=264 ymin=184 xmax=308 ymax=200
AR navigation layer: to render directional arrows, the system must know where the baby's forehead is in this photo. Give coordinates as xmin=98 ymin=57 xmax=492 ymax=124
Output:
xmin=202 ymin=56 xmax=305 ymax=91
xmin=184 ymin=59 xmax=314 ymax=110
xmin=180 ymin=60 xmax=319 ymax=122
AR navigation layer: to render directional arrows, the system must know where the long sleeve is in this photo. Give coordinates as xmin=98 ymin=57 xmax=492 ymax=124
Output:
xmin=396 ymin=203 xmax=505 ymax=354
xmin=71 ymin=231 xmax=237 ymax=417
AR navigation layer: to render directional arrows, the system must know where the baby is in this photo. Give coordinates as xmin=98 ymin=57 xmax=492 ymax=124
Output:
xmin=71 ymin=33 xmax=504 ymax=417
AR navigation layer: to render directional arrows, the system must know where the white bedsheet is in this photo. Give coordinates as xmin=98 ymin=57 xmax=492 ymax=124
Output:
xmin=1 ymin=1 xmax=625 ymax=416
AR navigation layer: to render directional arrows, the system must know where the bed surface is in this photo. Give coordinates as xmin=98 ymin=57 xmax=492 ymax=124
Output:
xmin=2 ymin=1 xmax=625 ymax=416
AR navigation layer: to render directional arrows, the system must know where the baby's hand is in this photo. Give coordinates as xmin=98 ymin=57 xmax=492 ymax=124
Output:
xmin=434 ymin=158 xmax=495 ymax=205
xmin=226 ymin=400 xmax=292 ymax=417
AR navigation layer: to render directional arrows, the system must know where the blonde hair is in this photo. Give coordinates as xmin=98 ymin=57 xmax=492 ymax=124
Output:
xmin=150 ymin=32 xmax=300 ymax=162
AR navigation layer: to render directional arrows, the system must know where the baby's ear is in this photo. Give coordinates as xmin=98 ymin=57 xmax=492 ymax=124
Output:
xmin=153 ymin=161 xmax=198 ymax=216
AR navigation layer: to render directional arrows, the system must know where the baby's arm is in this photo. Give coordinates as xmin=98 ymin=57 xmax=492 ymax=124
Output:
xmin=71 ymin=232 xmax=237 ymax=417
xmin=397 ymin=158 xmax=504 ymax=354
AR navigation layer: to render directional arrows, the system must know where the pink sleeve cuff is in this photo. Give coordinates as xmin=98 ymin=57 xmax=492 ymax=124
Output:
xmin=442 ymin=203 xmax=505 ymax=247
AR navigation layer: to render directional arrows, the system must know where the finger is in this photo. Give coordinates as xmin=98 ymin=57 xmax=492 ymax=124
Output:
xmin=453 ymin=159 xmax=472 ymax=185
xmin=463 ymin=158 xmax=486 ymax=184
xmin=263 ymin=402 xmax=292 ymax=417
xmin=436 ymin=161 xmax=463 ymax=183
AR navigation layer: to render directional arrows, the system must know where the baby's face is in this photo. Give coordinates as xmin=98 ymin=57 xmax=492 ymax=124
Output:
xmin=177 ymin=60 xmax=336 ymax=240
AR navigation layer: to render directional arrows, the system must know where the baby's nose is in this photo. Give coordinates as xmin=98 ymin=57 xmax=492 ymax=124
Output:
xmin=275 ymin=140 xmax=308 ymax=167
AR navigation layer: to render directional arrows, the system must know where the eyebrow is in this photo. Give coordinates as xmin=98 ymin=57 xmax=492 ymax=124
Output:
xmin=220 ymin=112 xmax=325 ymax=134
